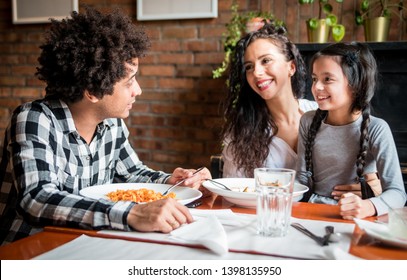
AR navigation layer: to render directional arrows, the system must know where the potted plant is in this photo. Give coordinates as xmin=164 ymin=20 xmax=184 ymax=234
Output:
xmin=298 ymin=0 xmax=346 ymax=43
xmin=355 ymin=0 xmax=406 ymax=41
xmin=212 ymin=2 xmax=284 ymax=79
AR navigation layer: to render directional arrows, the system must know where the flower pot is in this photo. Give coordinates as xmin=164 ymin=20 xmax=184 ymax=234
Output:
xmin=363 ymin=17 xmax=391 ymax=42
xmin=307 ymin=19 xmax=329 ymax=43
xmin=246 ymin=17 xmax=268 ymax=33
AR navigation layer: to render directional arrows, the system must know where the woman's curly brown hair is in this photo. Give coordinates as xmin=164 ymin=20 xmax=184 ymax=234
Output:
xmin=221 ymin=22 xmax=307 ymax=177
xmin=36 ymin=6 xmax=151 ymax=103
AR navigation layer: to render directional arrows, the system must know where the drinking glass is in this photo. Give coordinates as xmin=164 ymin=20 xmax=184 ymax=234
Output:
xmin=255 ymin=168 xmax=295 ymax=237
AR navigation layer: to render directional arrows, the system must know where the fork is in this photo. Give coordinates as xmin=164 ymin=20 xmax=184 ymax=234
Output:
xmin=162 ymin=167 xmax=205 ymax=196
xmin=291 ymin=222 xmax=329 ymax=246
xmin=204 ymin=179 xmax=233 ymax=191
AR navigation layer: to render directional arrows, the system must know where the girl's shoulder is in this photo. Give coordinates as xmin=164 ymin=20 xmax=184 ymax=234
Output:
xmin=300 ymin=110 xmax=317 ymax=126
xmin=369 ymin=116 xmax=392 ymax=135
xmin=370 ymin=115 xmax=389 ymax=126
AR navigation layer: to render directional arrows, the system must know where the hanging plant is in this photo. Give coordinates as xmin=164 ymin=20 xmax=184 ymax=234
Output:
xmin=212 ymin=2 xmax=284 ymax=79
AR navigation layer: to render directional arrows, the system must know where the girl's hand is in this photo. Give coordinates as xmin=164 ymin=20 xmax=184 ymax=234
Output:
xmin=338 ymin=193 xmax=376 ymax=220
xmin=332 ymin=172 xmax=382 ymax=200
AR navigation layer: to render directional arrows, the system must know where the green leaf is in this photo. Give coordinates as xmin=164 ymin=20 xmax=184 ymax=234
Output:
xmin=335 ymin=0 xmax=343 ymax=3
xmin=307 ymin=18 xmax=319 ymax=29
xmin=332 ymin=24 xmax=345 ymax=42
xmin=383 ymin=9 xmax=391 ymax=18
xmin=325 ymin=14 xmax=337 ymax=26
xmin=323 ymin=4 xmax=333 ymax=14
xmin=355 ymin=13 xmax=364 ymax=25
xmin=361 ymin=0 xmax=369 ymax=12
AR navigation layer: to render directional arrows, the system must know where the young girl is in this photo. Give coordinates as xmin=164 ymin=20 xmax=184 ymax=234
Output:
xmin=296 ymin=42 xmax=406 ymax=219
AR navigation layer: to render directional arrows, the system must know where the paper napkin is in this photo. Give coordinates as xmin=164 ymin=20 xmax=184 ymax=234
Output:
xmin=323 ymin=246 xmax=364 ymax=260
xmin=170 ymin=214 xmax=228 ymax=255
xmin=189 ymin=208 xmax=252 ymax=226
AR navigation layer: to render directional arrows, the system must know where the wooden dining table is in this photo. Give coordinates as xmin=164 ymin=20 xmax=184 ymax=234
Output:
xmin=0 ymin=195 xmax=406 ymax=260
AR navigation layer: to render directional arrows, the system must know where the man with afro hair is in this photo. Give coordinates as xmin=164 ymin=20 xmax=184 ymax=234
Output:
xmin=0 ymin=6 xmax=211 ymax=245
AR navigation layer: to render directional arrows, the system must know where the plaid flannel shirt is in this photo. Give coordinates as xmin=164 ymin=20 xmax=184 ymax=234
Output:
xmin=0 ymin=99 xmax=170 ymax=245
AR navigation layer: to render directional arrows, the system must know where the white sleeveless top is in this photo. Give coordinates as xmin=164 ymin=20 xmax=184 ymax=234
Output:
xmin=222 ymin=99 xmax=318 ymax=178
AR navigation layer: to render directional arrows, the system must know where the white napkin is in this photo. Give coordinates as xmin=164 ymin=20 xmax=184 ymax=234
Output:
xmin=189 ymin=209 xmax=250 ymax=226
xmin=323 ymin=246 xmax=364 ymax=260
xmin=34 ymin=234 xmax=277 ymax=260
xmin=170 ymin=214 xmax=228 ymax=255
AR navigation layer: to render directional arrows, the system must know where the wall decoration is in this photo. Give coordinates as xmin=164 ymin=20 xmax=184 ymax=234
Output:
xmin=137 ymin=0 xmax=217 ymax=21
xmin=12 ymin=0 xmax=78 ymax=24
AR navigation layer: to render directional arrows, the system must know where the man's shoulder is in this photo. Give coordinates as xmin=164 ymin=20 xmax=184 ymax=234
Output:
xmin=13 ymin=98 xmax=54 ymax=112
xmin=12 ymin=99 xmax=45 ymax=117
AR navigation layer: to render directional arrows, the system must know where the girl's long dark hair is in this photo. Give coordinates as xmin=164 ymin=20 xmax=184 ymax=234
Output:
xmin=303 ymin=42 xmax=377 ymax=200
xmin=221 ymin=22 xmax=306 ymax=177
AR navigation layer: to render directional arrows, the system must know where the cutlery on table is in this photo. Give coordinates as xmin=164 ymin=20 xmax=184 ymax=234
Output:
xmin=291 ymin=222 xmax=329 ymax=246
xmin=204 ymin=179 xmax=233 ymax=191
xmin=325 ymin=225 xmax=341 ymax=242
xmin=162 ymin=167 xmax=205 ymax=196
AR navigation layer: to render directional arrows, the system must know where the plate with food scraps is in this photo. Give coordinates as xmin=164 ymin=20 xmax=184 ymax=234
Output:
xmin=202 ymin=178 xmax=309 ymax=208
xmin=79 ymin=183 xmax=202 ymax=205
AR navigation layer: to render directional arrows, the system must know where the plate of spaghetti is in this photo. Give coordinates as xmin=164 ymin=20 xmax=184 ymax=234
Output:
xmin=80 ymin=183 xmax=202 ymax=205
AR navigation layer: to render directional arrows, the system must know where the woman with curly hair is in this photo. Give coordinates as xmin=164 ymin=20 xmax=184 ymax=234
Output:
xmin=221 ymin=23 xmax=317 ymax=178
xmin=296 ymin=42 xmax=406 ymax=219
xmin=0 ymin=7 xmax=210 ymax=245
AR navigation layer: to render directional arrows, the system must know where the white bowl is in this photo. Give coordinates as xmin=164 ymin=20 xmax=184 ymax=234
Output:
xmin=202 ymin=178 xmax=309 ymax=208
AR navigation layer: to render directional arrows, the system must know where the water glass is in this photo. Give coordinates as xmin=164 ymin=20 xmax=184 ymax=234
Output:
xmin=255 ymin=168 xmax=295 ymax=237
xmin=388 ymin=207 xmax=407 ymax=239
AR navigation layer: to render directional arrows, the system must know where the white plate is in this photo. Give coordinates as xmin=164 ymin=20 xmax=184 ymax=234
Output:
xmin=354 ymin=218 xmax=407 ymax=249
xmin=202 ymin=178 xmax=309 ymax=208
xmin=79 ymin=183 xmax=202 ymax=205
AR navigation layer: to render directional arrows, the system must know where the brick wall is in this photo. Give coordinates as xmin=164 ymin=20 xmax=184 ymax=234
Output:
xmin=0 ymin=0 xmax=406 ymax=173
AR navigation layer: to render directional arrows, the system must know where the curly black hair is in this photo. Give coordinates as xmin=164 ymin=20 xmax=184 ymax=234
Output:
xmin=221 ymin=22 xmax=307 ymax=177
xmin=36 ymin=6 xmax=151 ymax=103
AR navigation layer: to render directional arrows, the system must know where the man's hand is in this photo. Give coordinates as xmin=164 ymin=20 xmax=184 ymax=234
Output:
xmin=127 ymin=198 xmax=193 ymax=233
xmin=167 ymin=167 xmax=212 ymax=189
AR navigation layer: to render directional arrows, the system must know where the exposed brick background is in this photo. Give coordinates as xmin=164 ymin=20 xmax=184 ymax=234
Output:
xmin=0 ymin=0 xmax=406 ymax=173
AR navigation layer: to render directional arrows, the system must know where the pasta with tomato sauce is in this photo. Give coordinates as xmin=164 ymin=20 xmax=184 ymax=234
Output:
xmin=106 ymin=188 xmax=176 ymax=203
